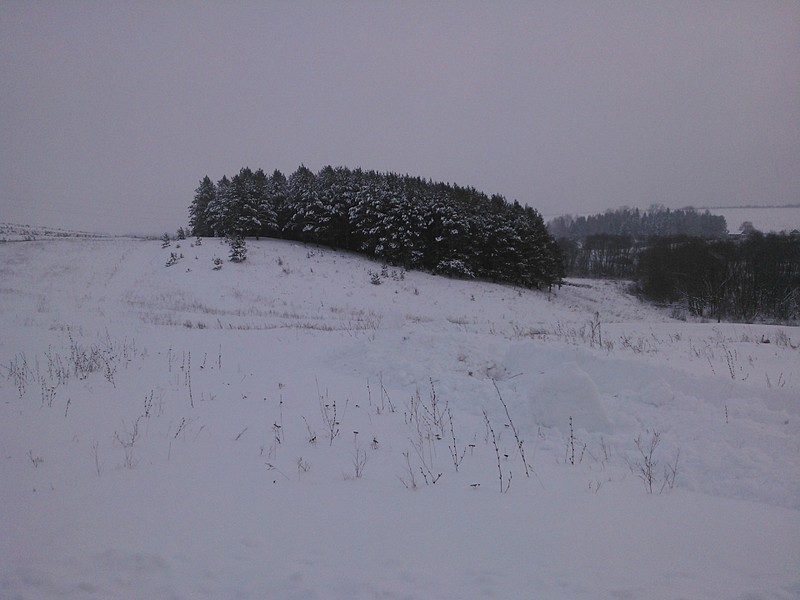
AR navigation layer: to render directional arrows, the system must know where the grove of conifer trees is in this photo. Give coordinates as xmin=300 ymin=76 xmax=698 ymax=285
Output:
xmin=189 ymin=165 xmax=564 ymax=289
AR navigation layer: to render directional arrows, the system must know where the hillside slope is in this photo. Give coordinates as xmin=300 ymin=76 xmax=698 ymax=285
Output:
xmin=1 ymin=235 xmax=798 ymax=599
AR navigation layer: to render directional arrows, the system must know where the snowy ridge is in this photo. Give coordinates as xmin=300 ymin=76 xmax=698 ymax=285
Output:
xmin=1 ymin=235 xmax=798 ymax=599
xmin=0 ymin=222 xmax=122 ymax=241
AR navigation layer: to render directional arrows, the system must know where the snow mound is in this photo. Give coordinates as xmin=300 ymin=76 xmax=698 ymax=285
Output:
xmin=527 ymin=363 xmax=612 ymax=434
xmin=501 ymin=343 xmax=614 ymax=434
xmin=638 ymin=379 xmax=675 ymax=407
xmin=500 ymin=362 xmax=614 ymax=433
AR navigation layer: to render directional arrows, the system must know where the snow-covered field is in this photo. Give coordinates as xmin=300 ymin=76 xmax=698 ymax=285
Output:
xmin=1 ymin=231 xmax=798 ymax=599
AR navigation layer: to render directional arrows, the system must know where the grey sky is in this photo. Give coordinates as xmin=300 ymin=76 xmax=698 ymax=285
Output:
xmin=2 ymin=1 xmax=798 ymax=234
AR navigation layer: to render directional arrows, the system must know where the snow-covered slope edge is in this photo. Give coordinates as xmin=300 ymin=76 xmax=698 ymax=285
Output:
xmin=1 ymin=236 xmax=798 ymax=599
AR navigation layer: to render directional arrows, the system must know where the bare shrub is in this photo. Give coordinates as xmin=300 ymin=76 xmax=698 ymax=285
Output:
xmin=483 ymin=410 xmax=511 ymax=493
xmin=627 ymin=430 xmax=680 ymax=494
xmin=114 ymin=417 xmax=141 ymax=469
xmin=398 ymin=450 xmax=418 ymax=490
xmin=317 ymin=381 xmax=343 ymax=445
xmin=349 ymin=443 xmax=368 ymax=479
xmin=91 ymin=441 xmax=102 ymax=476
xmin=493 ymin=380 xmax=530 ymax=477
xmin=27 ymin=450 xmax=44 ymax=468
xmin=297 ymin=457 xmax=311 ymax=476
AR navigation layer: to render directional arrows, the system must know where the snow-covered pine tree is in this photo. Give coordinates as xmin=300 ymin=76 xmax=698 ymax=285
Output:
xmin=231 ymin=167 xmax=262 ymax=238
xmin=227 ymin=235 xmax=247 ymax=262
xmin=285 ymin=165 xmax=318 ymax=241
xmin=420 ymin=188 xmax=470 ymax=273
xmin=253 ymin=168 xmax=278 ymax=238
xmin=266 ymin=169 xmax=289 ymax=235
xmin=376 ymin=180 xmax=425 ymax=267
xmin=189 ymin=176 xmax=216 ymax=237
xmin=207 ymin=176 xmax=234 ymax=237
xmin=348 ymin=172 xmax=395 ymax=258
xmin=317 ymin=166 xmax=359 ymax=250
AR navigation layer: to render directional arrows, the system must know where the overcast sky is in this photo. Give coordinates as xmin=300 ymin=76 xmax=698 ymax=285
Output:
xmin=2 ymin=1 xmax=798 ymax=234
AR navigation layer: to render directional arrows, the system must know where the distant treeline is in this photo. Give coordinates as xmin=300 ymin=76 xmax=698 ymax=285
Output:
xmin=189 ymin=165 xmax=563 ymax=288
xmin=548 ymin=206 xmax=728 ymax=240
xmin=552 ymin=206 xmax=728 ymax=279
xmin=549 ymin=208 xmax=799 ymax=321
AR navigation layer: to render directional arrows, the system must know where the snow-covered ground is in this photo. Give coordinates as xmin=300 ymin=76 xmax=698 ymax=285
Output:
xmin=1 ymin=231 xmax=798 ymax=599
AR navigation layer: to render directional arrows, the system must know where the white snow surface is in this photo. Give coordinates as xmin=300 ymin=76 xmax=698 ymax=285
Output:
xmin=1 ymin=233 xmax=798 ymax=599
